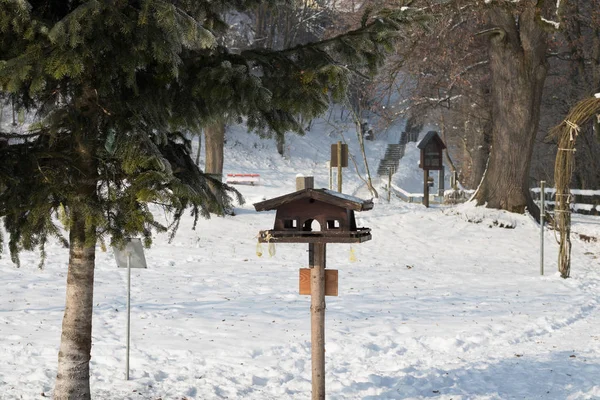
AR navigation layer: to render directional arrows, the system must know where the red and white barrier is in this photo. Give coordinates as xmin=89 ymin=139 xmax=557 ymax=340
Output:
xmin=225 ymin=173 xmax=260 ymax=185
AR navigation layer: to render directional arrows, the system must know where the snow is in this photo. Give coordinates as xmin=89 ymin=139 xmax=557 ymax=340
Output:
xmin=2 ymin=116 xmax=600 ymax=400
xmin=321 ymin=189 xmax=371 ymax=204
xmin=391 ymin=139 xmax=451 ymax=194
xmin=541 ymin=17 xmax=560 ymax=29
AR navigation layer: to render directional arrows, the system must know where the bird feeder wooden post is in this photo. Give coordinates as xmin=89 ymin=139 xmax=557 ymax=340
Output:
xmin=254 ymin=178 xmax=372 ymax=400
xmin=418 ymin=131 xmax=446 ymax=208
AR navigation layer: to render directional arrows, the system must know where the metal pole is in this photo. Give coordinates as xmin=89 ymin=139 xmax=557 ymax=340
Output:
xmin=126 ymin=253 xmax=131 ymax=380
xmin=337 ymin=141 xmax=342 ymax=193
xmin=311 ymin=243 xmax=326 ymax=400
xmin=540 ymin=181 xmax=545 ymax=276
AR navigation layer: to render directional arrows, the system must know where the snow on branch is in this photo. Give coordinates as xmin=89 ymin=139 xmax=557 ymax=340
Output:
xmin=541 ymin=17 xmax=560 ymax=29
xmin=448 ymin=60 xmax=488 ymax=92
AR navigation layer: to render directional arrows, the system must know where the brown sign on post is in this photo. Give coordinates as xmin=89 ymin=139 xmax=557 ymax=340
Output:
xmin=330 ymin=143 xmax=348 ymax=167
xmin=299 ymin=269 xmax=338 ymax=296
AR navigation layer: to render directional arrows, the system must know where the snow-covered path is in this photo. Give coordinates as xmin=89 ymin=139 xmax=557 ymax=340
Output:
xmin=2 ymin=124 xmax=600 ymax=399
xmin=2 ymin=194 xmax=600 ymax=399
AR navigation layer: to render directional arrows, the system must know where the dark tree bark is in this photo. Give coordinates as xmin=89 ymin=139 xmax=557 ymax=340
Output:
xmin=205 ymin=121 xmax=225 ymax=180
xmin=474 ymin=4 xmax=548 ymax=218
xmin=195 ymin=130 xmax=202 ymax=166
xmin=276 ymin=133 xmax=285 ymax=157
xmin=204 ymin=120 xmax=227 ymax=214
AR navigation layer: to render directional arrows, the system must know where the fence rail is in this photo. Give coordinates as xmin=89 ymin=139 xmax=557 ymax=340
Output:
xmin=531 ymin=187 xmax=600 ymax=215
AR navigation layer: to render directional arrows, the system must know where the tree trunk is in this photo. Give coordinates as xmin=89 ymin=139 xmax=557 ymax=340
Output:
xmin=204 ymin=121 xmax=227 ymax=214
xmin=276 ymin=133 xmax=285 ymax=157
xmin=54 ymin=209 xmax=96 ymax=400
xmin=468 ymin=121 xmax=491 ymax=189
xmin=474 ymin=5 xmax=547 ymax=219
xmin=195 ymin=129 xmax=203 ymax=166
xmin=355 ymin=122 xmax=378 ymax=198
xmin=205 ymin=121 xmax=225 ymax=180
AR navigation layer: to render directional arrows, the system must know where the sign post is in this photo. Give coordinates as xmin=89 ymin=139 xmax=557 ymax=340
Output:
xmin=113 ymin=238 xmax=147 ymax=380
xmin=438 ymin=166 xmax=445 ymax=197
xmin=330 ymin=142 xmax=348 ymax=193
xmin=126 ymin=253 xmax=131 ymax=379
xmin=337 ymin=141 xmax=343 ymax=193
xmin=423 ymin=169 xmax=430 ymax=208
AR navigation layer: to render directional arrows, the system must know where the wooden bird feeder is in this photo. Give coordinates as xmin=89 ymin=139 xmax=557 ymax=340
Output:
xmin=418 ymin=130 xmax=446 ymax=170
xmin=254 ymin=183 xmax=372 ymax=400
xmin=254 ymin=188 xmax=373 ymax=244
xmin=418 ymin=131 xmax=446 ymax=207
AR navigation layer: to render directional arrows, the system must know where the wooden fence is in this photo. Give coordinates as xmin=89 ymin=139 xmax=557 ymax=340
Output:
xmin=531 ymin=188 xmax=600 ymax=216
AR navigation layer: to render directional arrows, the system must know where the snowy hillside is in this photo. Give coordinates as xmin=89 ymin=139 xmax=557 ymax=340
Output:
xmin=1 ymin=119 xmax=600 ymax=400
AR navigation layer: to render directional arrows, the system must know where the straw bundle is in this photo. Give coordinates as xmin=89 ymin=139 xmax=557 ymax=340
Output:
xmin=550 ymin=97 xmax=600 ymax=278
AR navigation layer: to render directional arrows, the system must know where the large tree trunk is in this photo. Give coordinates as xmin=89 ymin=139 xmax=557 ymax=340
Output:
xmin=276 ymin=133 xmax=285 ymax=157
xmin=54 ymin=125 xmax=98 ymax=399
xmin=474 ymin=5 xmax=547 ymax=218
xmin=204 ymin=121 xmax=225 ymax=180
xmin=204 ymin=121 xmax=227 ymax=214
xmin=54 ymin=209 xmax=96 ymax=400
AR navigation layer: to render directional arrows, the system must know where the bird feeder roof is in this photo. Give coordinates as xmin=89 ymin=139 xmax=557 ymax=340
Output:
xmin=254 ymin=188 xmax=373 ymax=212
xmin=417 ymin=131 xmax=447 ymax=150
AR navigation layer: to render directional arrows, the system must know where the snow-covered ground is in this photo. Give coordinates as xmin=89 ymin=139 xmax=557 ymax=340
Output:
xmin=1 ymin=119 xmax=600 ymax=400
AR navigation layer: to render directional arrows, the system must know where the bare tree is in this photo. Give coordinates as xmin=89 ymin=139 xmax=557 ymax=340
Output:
xmin=471 ymin=3 xmax=549 ymax=217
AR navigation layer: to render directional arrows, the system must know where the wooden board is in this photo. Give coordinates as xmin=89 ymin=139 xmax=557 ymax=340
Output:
xmin=330 ymin=143 xmax=348 ymax=167
xmin=299 ymin=268 xmax=338 ymax=296
xmin=257 ymin=229 xmax=371 ymax=244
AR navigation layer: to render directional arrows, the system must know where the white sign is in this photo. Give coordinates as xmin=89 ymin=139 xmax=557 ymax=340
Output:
xmin=113 ymin=238 xmax=147 ymax=269
xmin=111 ymin=238 xmax=147 ymax=380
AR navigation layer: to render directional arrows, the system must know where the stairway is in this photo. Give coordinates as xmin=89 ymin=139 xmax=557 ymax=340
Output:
xmin=377 ymin=144 xmax=404 ymax=176
xmin=377 ymin=131 xmax=420 ymax=176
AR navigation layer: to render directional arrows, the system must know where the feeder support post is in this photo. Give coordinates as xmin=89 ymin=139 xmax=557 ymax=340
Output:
xmin=310 ymin=243 xmax=326 ymax=400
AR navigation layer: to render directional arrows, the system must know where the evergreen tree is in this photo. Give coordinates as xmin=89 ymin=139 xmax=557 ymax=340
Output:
xmin=0 ymin=1 xmax=414 ymax=398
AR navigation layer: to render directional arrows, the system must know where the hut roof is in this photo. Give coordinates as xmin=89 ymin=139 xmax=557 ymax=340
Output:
xmin=417 ymin=131 xmax=447 ymax=150
xmin=254 ymin=188 xmax=374 ymax=212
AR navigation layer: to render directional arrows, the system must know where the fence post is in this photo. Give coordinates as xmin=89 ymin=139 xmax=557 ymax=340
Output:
xmin=423 ymin=169 xmax=429 ymax=208
xmin=438 ymin=166 xmax=445 ymax=197
xmin=540 ymin=181 xmax=545 ymax=276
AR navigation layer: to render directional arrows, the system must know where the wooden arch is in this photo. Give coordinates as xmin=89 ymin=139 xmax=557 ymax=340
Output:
xmin=551 ymin=97 xmax=600 ymax=278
